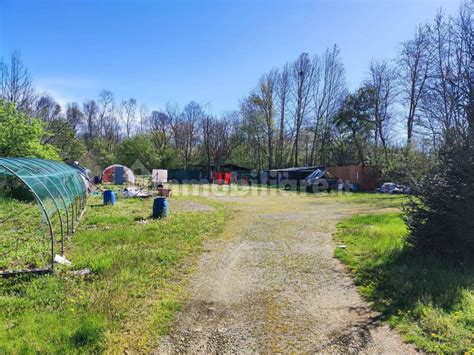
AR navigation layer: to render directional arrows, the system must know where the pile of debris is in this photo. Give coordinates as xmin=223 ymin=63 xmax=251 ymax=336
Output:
xmin=375 ymin=182 xmax=412 ymax=194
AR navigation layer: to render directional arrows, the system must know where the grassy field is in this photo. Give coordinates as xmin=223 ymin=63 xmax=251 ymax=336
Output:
xmin=2 ymin=185 xmax=471 ymax=352
xmin=1 ymin=186 xmax=405 ymax=353
xmin=335 ymin=212 xmax=474 ymax=353
xmin=0 ymin=191 xmax=226 ymax=353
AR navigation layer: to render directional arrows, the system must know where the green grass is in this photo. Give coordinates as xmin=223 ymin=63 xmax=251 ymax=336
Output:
xmin=0 ymin=196 xmax=49 ymax=271
xmin=3 ymin=185 xmax=469 ymax=352
xmin=0 ymin=192 xmax=227 ymax=353
xmin=335 ymin=212 xmax=474 ymax=353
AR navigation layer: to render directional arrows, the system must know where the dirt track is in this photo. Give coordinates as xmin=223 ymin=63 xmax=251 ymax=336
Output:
xmin=157 ymin=192 xmax=415 ymax=354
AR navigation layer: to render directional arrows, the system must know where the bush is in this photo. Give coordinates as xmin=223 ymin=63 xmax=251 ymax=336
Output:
xmin=0 ymin=100 xmax=59 ymax=160
xmin=116 ymin=134 xmax=161 ymax=172
xmin=380 ymin=148 xmax=436 ymax=186
xmin=404 ymin=131 xmax=474 ymax=261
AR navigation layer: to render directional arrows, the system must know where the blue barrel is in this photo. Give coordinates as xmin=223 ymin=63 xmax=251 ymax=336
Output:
xmin=153 ymin=197 xmax=169 ymax=218
xmin=103 ymin=190 xmax=116 ymax=205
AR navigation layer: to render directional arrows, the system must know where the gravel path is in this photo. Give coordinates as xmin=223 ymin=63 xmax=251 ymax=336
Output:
xmin=156 ymin=193 xmax=415 ymax=354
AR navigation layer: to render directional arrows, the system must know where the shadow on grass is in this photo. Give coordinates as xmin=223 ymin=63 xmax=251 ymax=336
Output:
xmin=133 ymin=215 xmax=153 ymax=221
xmin=336 ymin=213 xmax=474 ymax=352
xmin=345 ymin=194 xmax=407 ymax=210
xmin=358 ymin=248 xmax=473 ymax=317
xmin=89 ymin=204 xmax=104 ymax=209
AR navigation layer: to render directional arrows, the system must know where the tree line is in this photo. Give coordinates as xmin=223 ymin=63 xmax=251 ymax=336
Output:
xmin=0 ymin=3 xmax=471 ymax=180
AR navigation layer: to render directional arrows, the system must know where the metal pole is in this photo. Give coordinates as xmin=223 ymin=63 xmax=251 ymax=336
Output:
xmin=8 ymin=160 xmax=66 ymax=255
xmin=0 ymin=163 xmax=56 ymax=271
xmin=24 ymin=159 xmax=72 ymax=253
xmin=29 ymin=159 xmax=72 ymax=237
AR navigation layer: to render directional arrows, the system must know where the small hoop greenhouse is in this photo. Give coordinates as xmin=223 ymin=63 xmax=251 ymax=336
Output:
xmin=102 ymin=164 xmax=136 ymax=184
xmin=0 ymin=158 xmax=87 ymax=275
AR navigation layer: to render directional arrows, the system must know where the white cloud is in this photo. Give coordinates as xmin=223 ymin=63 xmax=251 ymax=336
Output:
xmin=35 ymin=76 xmax=98 ymax=110
xmin=36 ymin=77 xmax=97 ymax=90
xmin=34 ymin=85 xmax=73 ymax=110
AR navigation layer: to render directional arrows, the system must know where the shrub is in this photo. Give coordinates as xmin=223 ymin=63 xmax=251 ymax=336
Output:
xmin=116 ymin=133 xmax=161 ymax=172
xmin=404 ymin=131 xmax=474 ymax=262
xmin=0 ymin=100 xmax=59 ymax=160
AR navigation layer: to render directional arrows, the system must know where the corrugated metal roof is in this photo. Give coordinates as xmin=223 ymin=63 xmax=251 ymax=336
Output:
xmin=269 ymin=166 xmax=323 ymax=173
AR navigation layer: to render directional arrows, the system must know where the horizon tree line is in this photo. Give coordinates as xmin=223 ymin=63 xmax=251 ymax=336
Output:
xmin=0 ymin=3 xmax=470 ymax=181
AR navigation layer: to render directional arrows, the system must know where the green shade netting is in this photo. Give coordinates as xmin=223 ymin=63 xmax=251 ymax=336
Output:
xmin=0 ymin=158 xmax=86 ymax=220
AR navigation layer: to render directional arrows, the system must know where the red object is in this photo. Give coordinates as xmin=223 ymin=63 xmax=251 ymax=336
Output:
xmin=212 ymin=172 xmax=232 ymax=185
xmin=101 ymin=164 xmax=136 ymax=184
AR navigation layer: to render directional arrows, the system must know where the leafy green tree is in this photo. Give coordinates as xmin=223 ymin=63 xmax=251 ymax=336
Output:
xmin=117 ymin=134 xmax=161 ymax=172
xmin=380 ymin=147 xmax=436 ymax=186
xmin=88 ymin=138 xmax=117 ymax=169
xmin=333 ymin=88 xmax=374 ymax=166
xmin=0 ymin=100 xmax=59 ymax=159
xmin=46 ymin=118 xmax=86 ymax=161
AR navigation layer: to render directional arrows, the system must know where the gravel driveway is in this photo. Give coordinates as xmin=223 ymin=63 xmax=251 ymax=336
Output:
xmin=157 ymin=192 xmax=415 ymax=354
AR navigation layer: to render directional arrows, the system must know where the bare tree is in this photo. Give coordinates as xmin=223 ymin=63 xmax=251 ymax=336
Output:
xmin=397 ymin=25 xmax=431 ymax=149
xmin=458 ymin=2 xmax=473 ymax=131
xmin=170 ymin=101 xmax=202 ymax=169
xmin=0 ymin=51 xmax=36 ymax=113
xmin=291 ymin=53 xmax=316 ymax=166
xmin=35 ymin=95 xmax=62 ymax=123
xmin=240 ymin=97 xmax=266 ymax=170
xmin=211 ymin=113 xmax=233 ymax=168
xmin=119 ymin=98 xmax=137 ymax=138
xmin=310 ymin=45 xmax=346 ymax=166
xmin=253 ymin=69 xmax=278 ymax=169
xmin=93 ymin=90 xmax=121 ymax=151
xmin=364 ymin=60 xmax=397 ymax=157
xmin=454 ymin=1 xmax=474 ymax=132
xmin=276 ymin=63 xmax=291 ymax=168
xmin=139 ymin=103 xmax=149 ymax=133
xmin=149 ymin=109 xmax=172 ymax=152
xmin=417 ymin=11 xmax=468 ymax=147
xmin=201 ymin=114 xmax=214 ymax=179
xmin=82 ymin=100 xmax=99 ymax=149
xmin=450 ymin=3 xmax=472 ymax=131
xmin=103 ymin=115 xmax=121 ymax=151
xmin=97 ymin=90 xmax=115 ymax=136
xmin=34 ymin=95 xmax=66 ymax=145
xmin=66 ymin=102 xmax=84 ymax=132
xmin=202 ymin=113 xmax=235 ymax=179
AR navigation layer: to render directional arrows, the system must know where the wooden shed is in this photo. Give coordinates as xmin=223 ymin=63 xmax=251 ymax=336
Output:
xmin=327 ymin=165 xmax=380 ymax=191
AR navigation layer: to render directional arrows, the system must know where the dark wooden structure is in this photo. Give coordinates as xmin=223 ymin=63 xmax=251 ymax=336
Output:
xmin=327 ymin=165 xmax=380 ymax=191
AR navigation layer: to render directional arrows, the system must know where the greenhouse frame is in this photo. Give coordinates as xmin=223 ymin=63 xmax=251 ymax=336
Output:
xmin=0 ymin=158 xmax=87 ymax=275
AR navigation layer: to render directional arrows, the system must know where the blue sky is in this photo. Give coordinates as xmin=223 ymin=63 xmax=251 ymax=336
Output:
xmin=0 ymin=0 xmax=460 ymax=114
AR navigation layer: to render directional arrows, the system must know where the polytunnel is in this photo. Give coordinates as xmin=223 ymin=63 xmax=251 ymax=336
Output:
xmin=0 ymin=158 xmax=87 ymax=275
